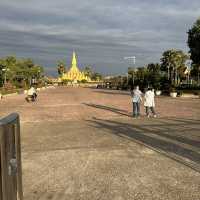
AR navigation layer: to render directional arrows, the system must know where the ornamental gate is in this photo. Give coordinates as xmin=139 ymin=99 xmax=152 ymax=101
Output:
xmin=0 ymin=113 xmax=23 ymax=200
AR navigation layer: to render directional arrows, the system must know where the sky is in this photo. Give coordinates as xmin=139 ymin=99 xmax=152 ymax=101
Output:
xmin=0 ymin=0 xmax=199 ymax=76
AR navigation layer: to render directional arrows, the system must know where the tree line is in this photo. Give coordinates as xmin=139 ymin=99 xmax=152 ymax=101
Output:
xmin=107 ymin=17 xmax=200 ymax=92
xmin=0 ymin=56 xmax=44 ymax=90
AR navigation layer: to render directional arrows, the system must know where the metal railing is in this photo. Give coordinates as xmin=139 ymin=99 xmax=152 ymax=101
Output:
xmin=0 ymin=113 xmax=23 ymax=200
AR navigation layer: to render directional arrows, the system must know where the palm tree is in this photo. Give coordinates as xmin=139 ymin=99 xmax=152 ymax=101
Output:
xmin=57 ymin=61 xmax=66 ymax=76
xmin=161 ymin=50 xmax=189 ymax=85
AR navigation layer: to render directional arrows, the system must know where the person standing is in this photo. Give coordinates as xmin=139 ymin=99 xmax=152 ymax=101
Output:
xmin=131 ymin=86 xmax=142 ymax=118
xmin=144 ymin=88 xmax=156 ymax=118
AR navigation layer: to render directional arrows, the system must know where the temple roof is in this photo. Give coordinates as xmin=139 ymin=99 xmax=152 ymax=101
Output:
xmin=61 ymin=51 xmax=90 ymax=81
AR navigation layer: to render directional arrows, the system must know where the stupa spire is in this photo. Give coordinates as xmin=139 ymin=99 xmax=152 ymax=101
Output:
xmin=72 ymin=51 xmax=77 ymax=70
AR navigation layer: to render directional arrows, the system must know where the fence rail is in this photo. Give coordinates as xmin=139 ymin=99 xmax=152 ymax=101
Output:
xmin=0 ymin=113 xmax=23 ymax=200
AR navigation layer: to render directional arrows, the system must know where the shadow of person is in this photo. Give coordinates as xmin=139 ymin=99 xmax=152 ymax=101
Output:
xmin=83 ymin=103 xmax=132 ymax=117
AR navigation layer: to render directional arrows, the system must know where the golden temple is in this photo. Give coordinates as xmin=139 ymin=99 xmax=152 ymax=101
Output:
xmin=61 ymin=51 xmax=90 ymax=82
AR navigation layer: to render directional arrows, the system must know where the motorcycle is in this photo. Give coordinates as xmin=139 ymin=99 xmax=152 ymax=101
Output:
xmin=25 ymin=93 xmax=37 ymax=102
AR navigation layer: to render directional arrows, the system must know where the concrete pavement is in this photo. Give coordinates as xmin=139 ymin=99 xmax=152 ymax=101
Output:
xmin=0 ymin=86 xmax=199 ymax=200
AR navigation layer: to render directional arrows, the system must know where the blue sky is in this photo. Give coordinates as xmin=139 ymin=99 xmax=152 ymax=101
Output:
xmin=0 ymin=0 xmax=199 ymax=75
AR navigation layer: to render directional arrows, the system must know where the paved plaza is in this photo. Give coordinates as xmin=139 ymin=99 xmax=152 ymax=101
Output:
xmin=0 ymin=87 xmax=200 ymax=200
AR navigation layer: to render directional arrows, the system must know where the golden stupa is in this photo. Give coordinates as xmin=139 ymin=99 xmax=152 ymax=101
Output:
xmin=61 ymin=51 xmax=90 ymax=82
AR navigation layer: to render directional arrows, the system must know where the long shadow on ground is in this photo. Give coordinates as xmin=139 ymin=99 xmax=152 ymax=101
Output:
xmin=94 ymin=89 xmax=130 ymax=96
xmin=87 ymin=117 xmax=200 ymax=173
xmin=83 ymin=103 xmax=131 ymax=117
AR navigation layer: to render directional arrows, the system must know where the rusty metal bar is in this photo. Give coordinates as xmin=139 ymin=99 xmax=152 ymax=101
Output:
xmin=0 ymin=113 xmax=23 ymax=200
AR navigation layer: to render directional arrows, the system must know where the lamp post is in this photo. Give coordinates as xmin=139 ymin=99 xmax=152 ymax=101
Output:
xmin=1 ymin=65 xmax=9 ymax=87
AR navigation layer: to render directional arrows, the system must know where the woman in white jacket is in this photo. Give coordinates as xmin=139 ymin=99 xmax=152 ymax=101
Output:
xmin=144 ymin=88 xmax=157 ymax=118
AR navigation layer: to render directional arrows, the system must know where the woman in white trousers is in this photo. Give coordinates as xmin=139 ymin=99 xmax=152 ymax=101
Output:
xmin=144 ymin=88 xmax=157 ymax=118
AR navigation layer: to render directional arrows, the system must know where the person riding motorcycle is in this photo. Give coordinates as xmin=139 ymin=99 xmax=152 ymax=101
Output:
xmin=26 ymin=86 xmax=37 ymax=102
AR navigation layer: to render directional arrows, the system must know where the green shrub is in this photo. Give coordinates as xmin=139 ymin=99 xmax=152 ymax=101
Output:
xmin=80 ymin=79 xmax=88 ymax=83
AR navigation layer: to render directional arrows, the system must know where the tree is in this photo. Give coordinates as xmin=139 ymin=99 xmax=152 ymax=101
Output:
xmin=14 ymin=58 xmax=43 ymax=87
xmin=23 ymin=58 xmax=34 ymax=68
xmin=91 ymin=72 xmax=102 ymax=81
xmin=83 ymin=66 xmax=103 ymax=81
xmin=0 ymin=63 xmax=5 ymax=87
xmin=147 ymin=63 xmax=160 ymax=73
xmin=188 ymin=18 xmax=200 ymax=83
xmin=160 ymin=49 xmax=188 ymax=85
xmin=83 ymin=66 xmax=93 ymax=78
xmin=57 ymin=60 xmax=66 ymax=76
xmin=131 ymin=67 xmax=149 ymax=89
xmin=147 ymin=63 xmax=161 ymax=89
xmin=0 ymin=56 xmax=44 ymax=88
